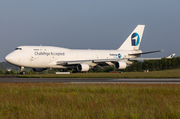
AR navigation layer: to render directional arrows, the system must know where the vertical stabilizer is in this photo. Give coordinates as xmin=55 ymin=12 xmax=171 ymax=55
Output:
xmin=118 ymin=25 xmax=145 ymax=50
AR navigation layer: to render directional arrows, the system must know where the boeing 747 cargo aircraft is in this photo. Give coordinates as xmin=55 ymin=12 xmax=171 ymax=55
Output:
xmin=5 ymin=25 xmax=175 ymax=74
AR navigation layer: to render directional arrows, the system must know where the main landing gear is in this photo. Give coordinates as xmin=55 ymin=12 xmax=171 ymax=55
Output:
xmin=20 ymin=66 xmax=25 ymax=75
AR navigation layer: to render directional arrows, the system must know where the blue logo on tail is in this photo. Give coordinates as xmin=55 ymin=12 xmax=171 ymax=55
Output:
xmin=131 ymin=33 xmax=140 ymax=46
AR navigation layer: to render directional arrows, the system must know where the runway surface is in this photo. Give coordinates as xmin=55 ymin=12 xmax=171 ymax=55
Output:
xmin=0 ymin=77 xmax=180 ymax=83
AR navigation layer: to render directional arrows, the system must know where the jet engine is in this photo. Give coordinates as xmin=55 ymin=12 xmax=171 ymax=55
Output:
xmin=77 ymin=63 xmax=90 ymax=72
xmin=32 ymin=68 xmax=47 ymax=72
xmin=114 ymin=61 xmax=127 ymax=69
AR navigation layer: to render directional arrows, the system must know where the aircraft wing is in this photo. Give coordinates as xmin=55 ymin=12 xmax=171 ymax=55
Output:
xmin=56 ymin=53 xmax=175 ymax=65
xmin=57 ymin=59 xmax=123 ymax=65
xmin=56 ymin=58 xmax=159 ymax=65
xmin=93 ymin=58 xmax=161 ymax=62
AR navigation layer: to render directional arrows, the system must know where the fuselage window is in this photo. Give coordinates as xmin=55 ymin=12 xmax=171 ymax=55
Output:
xmin=15 ymin=48 xmax=22 ymax=50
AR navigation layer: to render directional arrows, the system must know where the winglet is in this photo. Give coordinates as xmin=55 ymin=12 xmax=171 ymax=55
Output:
xmin=166 ymin=53 xmax=176 ymax=59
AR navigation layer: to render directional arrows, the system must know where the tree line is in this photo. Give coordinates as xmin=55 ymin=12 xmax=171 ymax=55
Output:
xmin=124 ymin=57 xmax=180 ymax=72
xmin=90 ymin=57 xmax=180 ymax=72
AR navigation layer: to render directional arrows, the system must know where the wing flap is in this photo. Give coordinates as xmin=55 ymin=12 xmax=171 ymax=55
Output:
xmin=57 ymin=60 xmax=92 ymax=65
xmin=129 ymin=58 xmax=162 ymax=61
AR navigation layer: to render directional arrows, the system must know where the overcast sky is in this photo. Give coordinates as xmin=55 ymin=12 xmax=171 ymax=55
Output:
xmin=0 ymin=1 xmax=180 ymax=61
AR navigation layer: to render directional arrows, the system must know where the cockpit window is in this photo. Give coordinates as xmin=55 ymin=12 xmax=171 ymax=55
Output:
xmin=15 ymin=48 xmax=22 ymax=50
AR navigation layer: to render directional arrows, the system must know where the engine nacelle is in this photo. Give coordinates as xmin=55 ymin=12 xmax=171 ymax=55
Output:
xmin=32 ymin=68 xmax=47 ymax=72
xmin=114 ymin=61 xmax=127 ymax=69
xmin=77 ymin=63 xmax=90 ymax=72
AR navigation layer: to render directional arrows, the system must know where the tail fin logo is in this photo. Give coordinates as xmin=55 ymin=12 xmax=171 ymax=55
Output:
xmin=131 ymin=33 xmax=140 ymax=46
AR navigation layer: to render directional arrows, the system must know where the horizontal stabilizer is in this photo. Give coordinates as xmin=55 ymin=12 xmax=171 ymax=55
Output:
xmin=129 ymin=50 xmax=163 ymax=56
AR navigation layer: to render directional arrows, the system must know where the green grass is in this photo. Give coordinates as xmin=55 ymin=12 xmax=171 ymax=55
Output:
xmin=17 ymin=68 xmax=180 ymax=78
xmin=0 ymin=83 xmax=180 ymax=118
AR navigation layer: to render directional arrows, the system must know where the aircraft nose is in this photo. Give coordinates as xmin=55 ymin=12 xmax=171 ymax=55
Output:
xmin=5 ymin=54 xmax=12 ymax=63
xmin=5 ymin=54 xmax=16 ymax=64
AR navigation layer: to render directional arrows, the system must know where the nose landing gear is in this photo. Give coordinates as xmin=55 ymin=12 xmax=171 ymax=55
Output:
xmin=20 ymin=67 xmax=25 ymax=74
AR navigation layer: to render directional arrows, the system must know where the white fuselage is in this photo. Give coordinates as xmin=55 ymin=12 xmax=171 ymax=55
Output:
xmin=5 ymin=46 xmax=141 ymax=68
xmin=5 ymin=25 xmax=146 ymax=71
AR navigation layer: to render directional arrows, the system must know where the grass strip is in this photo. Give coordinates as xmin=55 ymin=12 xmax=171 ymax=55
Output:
xmin=0 ymin=83 xmax=180 ymax=118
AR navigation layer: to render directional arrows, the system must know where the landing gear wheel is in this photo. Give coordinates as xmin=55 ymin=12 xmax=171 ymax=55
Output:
xmin=19 ymin=66 xmax=25 ymax=75
xmin=20 ymin=71 xmax=25 ymax=75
